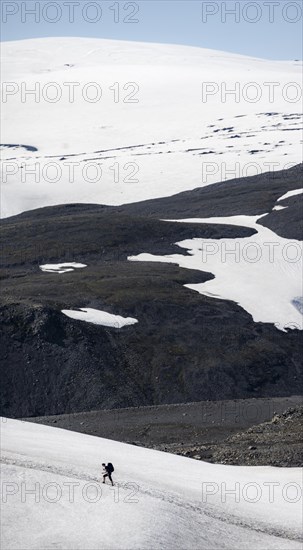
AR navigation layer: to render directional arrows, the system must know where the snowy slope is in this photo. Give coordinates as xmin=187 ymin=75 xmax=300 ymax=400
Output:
xmin=1 ymin=418 xmax=302 ymax=550
xmin=1 ymin=37 xmax=302 ymax=217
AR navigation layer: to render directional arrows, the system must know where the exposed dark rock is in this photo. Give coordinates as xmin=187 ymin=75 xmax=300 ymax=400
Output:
xmin=25 ymin=397 xmax=303 ymax=467
xmin=0 ymin=164 xmax=302 ymax=417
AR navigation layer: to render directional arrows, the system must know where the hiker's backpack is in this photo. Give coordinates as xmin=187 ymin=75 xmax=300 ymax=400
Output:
xmin=107 ymin=463 xmax=114 ymax=473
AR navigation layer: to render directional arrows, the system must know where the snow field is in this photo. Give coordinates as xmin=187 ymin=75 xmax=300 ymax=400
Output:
xmin=1 ymin=38 xmax=302 ymax=217
xmin=1 ymin=418 xmax=302 ymax=549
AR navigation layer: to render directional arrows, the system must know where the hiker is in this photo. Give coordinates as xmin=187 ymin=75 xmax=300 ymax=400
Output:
xmin=102 ymin=462 xmax=114 ymax=485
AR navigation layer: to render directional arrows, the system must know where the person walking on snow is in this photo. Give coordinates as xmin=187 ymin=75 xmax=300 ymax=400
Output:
xmin=102 ymin=462 xmax=114 ymax=485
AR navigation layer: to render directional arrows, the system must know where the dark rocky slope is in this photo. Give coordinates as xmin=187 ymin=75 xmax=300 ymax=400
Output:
xmin=1 ymin=164 xmax=302 ymax=417
xmin=114 ymin=163 xmax=303 ymax=240
xmin=25 ymin=397 xmax=303 ymax=467
xmin=205 ymin=405 xmax=303 ymax=467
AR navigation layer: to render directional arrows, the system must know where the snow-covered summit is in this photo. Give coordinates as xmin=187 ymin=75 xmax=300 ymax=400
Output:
xmin=3 ymin=36 xmax=300 ymax=76
xmin=1 ymin=37 xmax=302 ymax=217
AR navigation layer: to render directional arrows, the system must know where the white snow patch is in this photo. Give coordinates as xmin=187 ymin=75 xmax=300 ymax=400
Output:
xmin=40 ymin=262 xmax=87 ymax=274
xmin=272 ymin=205 xmax=288 ymax=211
xmin=277 ymin=189 xmax=303 ymax=202
xmin=129 ymin=215 xmax=303 ymax=331
xmin=61 ymin=307 xmax=138 ymax=328
xmin=1 ymin=418 xmax=302 ymax=550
